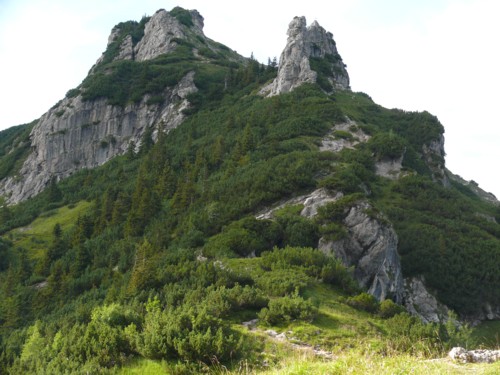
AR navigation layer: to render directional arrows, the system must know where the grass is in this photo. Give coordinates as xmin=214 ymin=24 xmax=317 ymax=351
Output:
xmin=257 ymin=350 xmax=500 ymax=375
xmin=113 ymin=359 xmax=169 ymax=374
xmin=471 ymin=320 xmax=500 ymax=348
xmin=113 ymin=256 xmax=499 ymax=374
xmin=7 ymin=200 xmax=92 ymax=259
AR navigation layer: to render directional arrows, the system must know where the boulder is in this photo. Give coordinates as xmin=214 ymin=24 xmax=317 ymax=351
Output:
xmin=449 ymin=347 xmax=500 ymax=363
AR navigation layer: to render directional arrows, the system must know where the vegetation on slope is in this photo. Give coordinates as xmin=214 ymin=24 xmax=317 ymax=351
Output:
xmin=0 ymin=18 xmax=499 ymax=372
xmin=0 ymin=122 xmax=35 ymax=181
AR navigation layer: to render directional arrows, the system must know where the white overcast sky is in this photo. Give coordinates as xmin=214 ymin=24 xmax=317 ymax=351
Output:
xmin=1 ymin=0 xmax=499 ymax=197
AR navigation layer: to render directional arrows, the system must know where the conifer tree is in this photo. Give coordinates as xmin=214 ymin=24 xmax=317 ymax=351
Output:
xmin=47 ymin=177 xmax=62 ymax=203
xmin=127 ymin=239 xmax=155 ymax=294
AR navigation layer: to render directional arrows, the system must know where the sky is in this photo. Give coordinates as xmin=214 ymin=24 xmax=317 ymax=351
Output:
xmin=1 ymin=0 xmax=499 ymax=198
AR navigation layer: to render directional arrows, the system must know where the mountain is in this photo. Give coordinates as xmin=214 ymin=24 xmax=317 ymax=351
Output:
xmin=0 ymin=7 xmax=499 ymax=374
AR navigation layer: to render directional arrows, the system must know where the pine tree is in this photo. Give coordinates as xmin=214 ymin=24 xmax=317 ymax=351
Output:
xmin=47 ymin=177 xmax=62 ymax=203
xmin=127 ymin=239 xmax=155 ymax=294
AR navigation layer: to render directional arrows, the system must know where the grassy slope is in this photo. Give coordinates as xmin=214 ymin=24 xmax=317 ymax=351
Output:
xmin=6 ymin=201 xmax=91 ymax=259
xmin=113 ymin=257 xmax=500 ymax=374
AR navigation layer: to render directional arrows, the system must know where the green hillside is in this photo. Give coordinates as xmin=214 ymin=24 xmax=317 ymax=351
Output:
xmin=0 ymin=7 xmax=499 ymax=374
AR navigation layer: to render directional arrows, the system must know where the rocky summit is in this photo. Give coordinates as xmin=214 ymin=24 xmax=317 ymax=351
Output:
xmin=0 ymin=8 xmax=210 ymax=204
xmin=262 ymin=16 xmax=350 ymax=96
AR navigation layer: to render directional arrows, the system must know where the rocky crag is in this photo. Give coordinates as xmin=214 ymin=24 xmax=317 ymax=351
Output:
xmin=0 ymin=8 xmax=229 ymax=204
xmin=261 ymin=16 xmax=349 ymax=96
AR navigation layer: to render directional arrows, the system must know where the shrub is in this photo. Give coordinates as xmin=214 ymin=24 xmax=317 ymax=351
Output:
xmin=378 ymin=299 xmax=405 ymax=319
xmin=368 ymin=132 xmax=406 ymax=160
xmin=258 ymin=294 xmax=317 ymax=325
xmin=170 ymin=7 xmax=194 ymax=27
xmin=65 ymin=88 xmax=81 ymax=98
xmin=346 ymin=292 xmax=379 ymax=313
xmin=256 ymin=269 xmax=309 ymax=297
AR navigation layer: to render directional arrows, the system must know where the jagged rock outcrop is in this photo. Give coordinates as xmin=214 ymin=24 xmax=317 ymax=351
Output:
xmin=134 ymin=9 xmax=204 ymax=61
xmin=319 ymin=201 xmax=404 ymax=303
xmin=257 ymin=189 xmax=404 ymax=304
xmin=116 ymin=35 xmax=134 ymax=60
xmin=0 ymin=69 xmax=197 ymax=204
xmin=403 ymin=276 xmax=450 ymax=323
xmin=0 ymin=8 xmax=210 ymax=204
xmin=94 ymin=8 xmax=205 ymax=66
xmin=423 ymin=135 xmax=449 ymax=186
xmin=261 ymin=16 xmax=349 ymax=96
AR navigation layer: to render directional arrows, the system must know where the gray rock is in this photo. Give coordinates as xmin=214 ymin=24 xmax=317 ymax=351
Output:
xmin=116 ymin=34 xmax=134 ymax=61
xmin=320 ymin=119 xmax=370 ymax=153
xmin=134 ymin=9 xmax=204 ymax=62
xmin=319 ymin=201 xmax=404 ymax=303
xmin=0 ymin=72 xmax=197 ymax=204
xmin=261 ymin=16 xmax=349 ymax=96
xmin=257 ymin=189 xmax=404 ymax=304
xmin=449 ymin=347 xmax=500 ymax=363
xmin=422 ymin=135 xmax=449 ymax=186
xmin=403 ymin=276 xmax=450 ymax=323
xmin=375 ymin=156 xmax=404 ymax=180
xmin=255 ymin=188 xmax=343 ymax=220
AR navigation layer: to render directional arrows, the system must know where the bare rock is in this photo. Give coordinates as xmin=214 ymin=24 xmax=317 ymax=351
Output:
xmin=262 ymin=16 xmax=349 ymax=96
xmin=0 ymin=72 xmax=197 ymax=204
xmin=320 ymin=119 xmax=370 ymax=153
xmin=422 ymin=135 xmax=449 ymax=186
xmin=375 ymin=156 xmax=404 ymax=180
xmin=257 ymin=189 xmax=404 ymax=304
xmin=134 ymin=9 xmax=204 ymax=61
xmin=116 ymin=34 xmax=134 ymax=60
xmin=449 ymin=347 xmax=500 ymax=363
xmin=319 ymin=201 xmax=404 ymax=303
xmin=256 ymin=188 xmax=343 ymax=220
xmin=404 ymin=276 xmax=450 ymax=323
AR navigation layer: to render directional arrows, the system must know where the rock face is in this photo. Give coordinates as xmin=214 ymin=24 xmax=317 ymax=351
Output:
xmin=319 ymin=201 xmax=404 ymax=303
xmin=319 ymin=119 xmax=370 ymax=153
xmin=423 ymin=135 xmax=449 ymax=186
xmin=403 ymin=276 xmax=450 ymax=323
xmin=0 ymin=9 xmax=203 ymax=204
xmin=134 ymin=9 xmax=204 ymax=61
xmin=257 ymin=189 xmax=404 ymax=304
xmin=262 ymin=16 xmax=349 ymax=96
xmin=375 ymin=156 xmax=404 ymax=180
xmin=256 ymin=188 xmax=343 ymax=220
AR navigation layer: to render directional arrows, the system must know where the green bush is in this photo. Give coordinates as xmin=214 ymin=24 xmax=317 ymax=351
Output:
xmin=170 ymin=7 xmax=194 ymax=27
xmin=256 ymin=269 xmax=309 ymax=297
xmin=368 ymin=132 xmax=406 ymax=160
xmin=346 ymin=292 xmax=379 ymax=313
xmin=378 ymin=299 xmax=405 ymax=319
xmin=258 ymin=294 xmax=317 ymax=325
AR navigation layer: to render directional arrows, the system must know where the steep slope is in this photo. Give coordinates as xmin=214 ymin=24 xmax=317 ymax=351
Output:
xmin=0 ymin=8 xmax=242 ymax=204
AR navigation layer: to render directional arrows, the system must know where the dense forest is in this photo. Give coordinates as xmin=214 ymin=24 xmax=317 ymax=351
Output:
xmin=0 ymin=7 xmax=499 ymax=374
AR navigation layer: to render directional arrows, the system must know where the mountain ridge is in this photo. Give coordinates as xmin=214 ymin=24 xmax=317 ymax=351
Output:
xmin=0 ymin=6 xmax=499 ymax=373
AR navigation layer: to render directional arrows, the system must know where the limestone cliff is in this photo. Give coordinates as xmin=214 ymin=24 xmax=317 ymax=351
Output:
xmin=0 ymin=72 xmax=197 ymax=203
xmin=319 ymin=201 xmax=404 ymax=303
xmin=262 ymin=16 xmax=349 ymax=96
xmin=0 ymin=8 xmax=207 ymax=204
